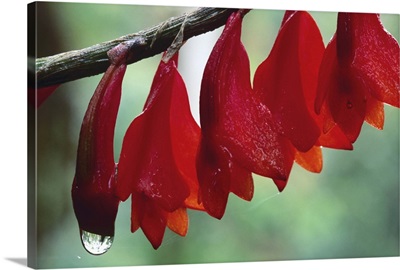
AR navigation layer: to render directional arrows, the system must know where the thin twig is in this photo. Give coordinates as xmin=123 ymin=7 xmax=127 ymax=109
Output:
xmin=32 ymin=7 xmax=239 ymax=88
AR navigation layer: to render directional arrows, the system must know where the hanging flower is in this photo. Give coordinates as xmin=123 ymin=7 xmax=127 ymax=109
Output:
xmin=197 ymin=10 xmax=295 ymax=218
xmin=116 ymin=53 xmax=203 ymax=249
xmin=315 ymin=12 xmax=400 ymax=143
xmin=254 ymin=11 xmax=321 ymax=153
xmin=71 ymin=42 xmax=131 ymax=255
xmin=253 ymin=11 xmax=358 ymax=191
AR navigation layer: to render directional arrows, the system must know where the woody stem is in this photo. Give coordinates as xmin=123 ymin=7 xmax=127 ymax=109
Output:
xmin=30 ymin=7 xmax=243 ymax=88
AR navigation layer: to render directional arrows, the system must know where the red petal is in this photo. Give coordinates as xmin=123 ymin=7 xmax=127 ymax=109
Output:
xmin=254 ymin=11 xmax=320 ymax=152
xmin=132 ymin=193 xmax=167 ymax=249
xmin=317 ymin=123 xmax=353 ymax=150
xmin=314 ymin=85 xmax=353 ymax=150
xmin=200 ymin=11 xmax=293 ymax=180
xmin=118 ymin=53 xmax=202 ymax=248
xmin=220 ymin=88 xmax=294 ymax=180
xmin=230 ymin=162 xmax=254 ymax=201
xmin=347 ymin=13 xmax=399 ymax=108
xmin=168 ymin=56 xmax=203 ymax=210
xmin=196 ymin=140 xmax=254 ymax=219
xmin=116 ymin=113 xmax=146 ymax=201
xmin=329 ymin=69 xmax=367 ymax=142
xmin=316 ymin=36 xmax=366 ymax=143
xmin=273 ymin=178 xmax=287 ymax=192
xmin=280 ymin=12 xmax=351 ymax=150
xmin=197 ymin=11 xmax=294 ymax=216
xmin=76 ymin=64 xmax=125 ymax=182
xmin=196 ymin=141 xmax=232 ymax=219
xmin=295 ymin=146 xmax=323 ymax=173
xmin=316 ymin=13 xmax=399 ymax=143
xmin=365 ymin=97 xmax=384 ymax=130
xmin=132 ymin=192 xmax=188 ymax=249
xmin=315 ymin=38 xmax=336 ymax=116
xmin=117 ymin=55 xmax=190 ymax=212
xmin=130 ymin=192 xmax=141 ymax=234
xmin=167 ymin=207 xmax=188 ymax=237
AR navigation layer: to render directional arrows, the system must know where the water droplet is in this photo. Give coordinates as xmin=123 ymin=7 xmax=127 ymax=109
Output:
xmin=346 ymin=101 xmax=353 ymax=109
xmin=80 ymin=229 xmax=114 ymax=255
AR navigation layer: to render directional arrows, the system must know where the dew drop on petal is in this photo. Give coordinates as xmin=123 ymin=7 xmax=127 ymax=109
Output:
xmin=346 ymin=101 xmax=353 ymax=109
xmin=80 ymin=229 xmax=114 ymax=255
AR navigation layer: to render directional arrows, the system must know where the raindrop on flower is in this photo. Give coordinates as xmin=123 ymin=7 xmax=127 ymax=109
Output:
xmin=80 ymin=229 xmax=114 ymax=255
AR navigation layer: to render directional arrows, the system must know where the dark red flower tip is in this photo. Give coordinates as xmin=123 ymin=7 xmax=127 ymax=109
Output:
xmin=72 ymin=43 xmax=128 ymax=237
xmin=72 ymin=167 xmax=119 ymax=237
xmin=315 ymin=13 xmax=399 ymax=143
xmin=116 ymin=52 xmax=201 ymax=248
xmin=28 ymin=84 xmax=60 ymax=108
xmin=254 ymin=11 xmax=321 ymax=153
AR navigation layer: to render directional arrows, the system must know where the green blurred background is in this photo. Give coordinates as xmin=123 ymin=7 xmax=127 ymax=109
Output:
xmin=33 ymin=2 xmax=399 ymax=268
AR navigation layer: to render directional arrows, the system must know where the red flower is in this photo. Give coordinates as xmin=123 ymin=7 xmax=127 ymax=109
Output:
xmin=71 ymin=43 xmax=129 ymax=254
xmin=197 ymin=11 xmax=294 ymax=218
xmin=116 ymin=53 xmax=203 ymax=249
xmin=254 ymin=11 xmax=321 ymax=153
xmin=253 ymin=11 xmax=358 ymax=191
xmin=315 ymin=13 xmax=400 ymax=143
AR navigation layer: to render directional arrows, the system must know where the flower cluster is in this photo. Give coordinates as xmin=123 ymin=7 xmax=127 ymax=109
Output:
xmin=36 ymin=10 xmax=398 ymax=252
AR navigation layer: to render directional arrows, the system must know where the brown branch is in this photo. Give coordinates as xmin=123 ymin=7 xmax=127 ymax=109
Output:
xmin=32 ymin=7 xmax=240 ymax=88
